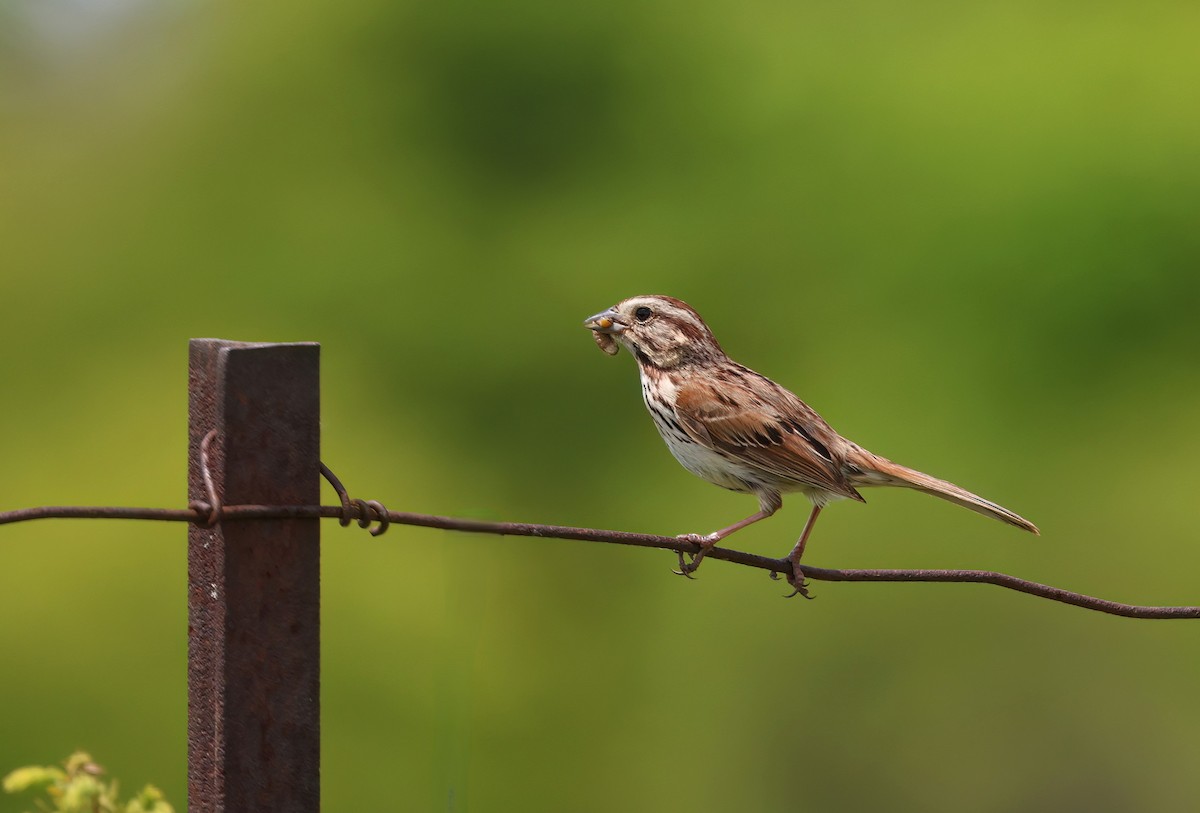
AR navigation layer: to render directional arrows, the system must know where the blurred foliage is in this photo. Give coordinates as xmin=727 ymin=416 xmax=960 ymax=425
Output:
xmin=4 ymin=752 xmax=173 ymax=813
xmin=1 ymin=0 xmax=1199 ymax=810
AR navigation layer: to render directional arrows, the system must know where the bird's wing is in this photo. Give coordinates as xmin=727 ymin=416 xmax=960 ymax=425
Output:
xmin=672 ymin=375 xmax=863 ymax=501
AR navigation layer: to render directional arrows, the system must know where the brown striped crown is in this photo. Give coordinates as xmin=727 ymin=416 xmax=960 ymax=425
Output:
xmin=599 ymin=295 xmax=728 ymax=370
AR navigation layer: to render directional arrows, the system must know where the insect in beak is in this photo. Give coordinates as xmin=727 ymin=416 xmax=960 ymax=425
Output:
xmin=582 ymin=308 xmax=624 ymax=334
xmin=583 ymin=308 xmax=624 ymax=355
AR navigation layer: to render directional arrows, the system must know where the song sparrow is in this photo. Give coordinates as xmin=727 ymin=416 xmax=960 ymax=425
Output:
xmin=583 ymin=295 xmax=1038 ymax=596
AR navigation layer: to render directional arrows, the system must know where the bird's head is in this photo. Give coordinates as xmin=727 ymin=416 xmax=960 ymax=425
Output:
xmin=583 ymin=295 xmax=725 ymax=369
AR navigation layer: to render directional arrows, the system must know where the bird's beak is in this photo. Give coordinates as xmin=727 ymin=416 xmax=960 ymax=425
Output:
xmin=583 ymin=307 xmax=625 ymax=334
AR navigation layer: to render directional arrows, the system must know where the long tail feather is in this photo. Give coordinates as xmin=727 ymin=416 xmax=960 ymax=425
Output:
xmin=848 ymin=450 xmax=1039 ymax=535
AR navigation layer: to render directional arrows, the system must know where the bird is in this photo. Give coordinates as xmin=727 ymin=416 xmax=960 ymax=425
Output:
xmin=583 ymin=295 xmax=1038 ymax=596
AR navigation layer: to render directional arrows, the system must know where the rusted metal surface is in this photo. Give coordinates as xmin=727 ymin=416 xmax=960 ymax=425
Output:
xmin=3 ymin=496 xmax=1199 ymax=618
xmin=188 ymin=339 xmax=321 ymax=813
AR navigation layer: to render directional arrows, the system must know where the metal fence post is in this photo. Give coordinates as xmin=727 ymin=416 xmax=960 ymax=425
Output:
xmin=188 ymin=339 xmax=321 ymax=813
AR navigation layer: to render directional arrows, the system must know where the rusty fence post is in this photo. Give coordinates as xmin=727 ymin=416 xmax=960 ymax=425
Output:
xmin=188 ymin=340 xmax=321 ymax=813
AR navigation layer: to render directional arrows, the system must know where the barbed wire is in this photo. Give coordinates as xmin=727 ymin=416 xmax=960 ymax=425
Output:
xmin=2 ymin=494 xmax=1196 ymax=619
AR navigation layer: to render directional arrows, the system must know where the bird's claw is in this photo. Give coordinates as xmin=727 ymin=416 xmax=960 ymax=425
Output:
xmin=672 ymin=533 xmax=717 ymax=578
xmin=672 ymin=550 xmax=698 ymax=579
xmin=783 ymin=560 xmax=814 ymax=599
xmin=784 ymin=580 xmax=814 ymax=600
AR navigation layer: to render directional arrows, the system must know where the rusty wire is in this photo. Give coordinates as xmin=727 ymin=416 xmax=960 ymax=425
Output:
xmin=1 ymin=499 xmax=1197 ymax=619
xmin=187 ymin=428 xmax=222 ymax=526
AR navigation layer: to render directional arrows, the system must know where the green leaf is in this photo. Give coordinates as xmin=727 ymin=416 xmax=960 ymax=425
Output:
xmin=60 ymin=775 xmax=106 ymax=810
xmin=3 ymin=766 xmax=66 ymax=793
xmin=125 ymin=784 xmax=175 ymax=813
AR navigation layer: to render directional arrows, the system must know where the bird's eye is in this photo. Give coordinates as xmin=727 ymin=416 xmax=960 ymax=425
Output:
xmin=634 ymin=306 xmax=653 ymax=322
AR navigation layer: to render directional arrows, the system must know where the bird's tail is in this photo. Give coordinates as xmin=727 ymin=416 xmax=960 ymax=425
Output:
xmin=846 ymin=448 xmax=1039 ymax=535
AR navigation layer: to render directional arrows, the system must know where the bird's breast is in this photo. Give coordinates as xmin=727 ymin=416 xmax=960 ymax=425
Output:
xmin=638 ymin=369 xmax=760 ymax=494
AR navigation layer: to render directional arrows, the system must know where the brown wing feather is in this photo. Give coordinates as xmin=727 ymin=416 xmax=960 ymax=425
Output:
xmin=672 ymin=375 xmax=864 ymax=501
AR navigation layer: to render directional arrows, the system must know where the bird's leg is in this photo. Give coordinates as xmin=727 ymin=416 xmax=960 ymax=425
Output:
xmin=674 ymin=492 xmax=781 ymax=578
xmin=779 ymin=504 xmax=822 ymax=598
xmin=672 ymin=512 xmax=763 ymax=578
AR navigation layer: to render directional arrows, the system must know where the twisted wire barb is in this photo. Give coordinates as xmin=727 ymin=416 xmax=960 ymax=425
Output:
xmin=0 ymin=502 xmax=1195 ymax=619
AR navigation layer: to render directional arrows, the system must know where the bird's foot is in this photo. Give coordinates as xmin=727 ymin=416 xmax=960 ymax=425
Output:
xmin=672 ymin=533 xmax=720 ymax=578
xmin=770 ymin=558 xmax=814 ymax=599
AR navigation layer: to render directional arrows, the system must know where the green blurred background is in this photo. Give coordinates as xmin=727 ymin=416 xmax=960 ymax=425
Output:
xmin=2 ymin=0 xmax=1199 ymax=810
